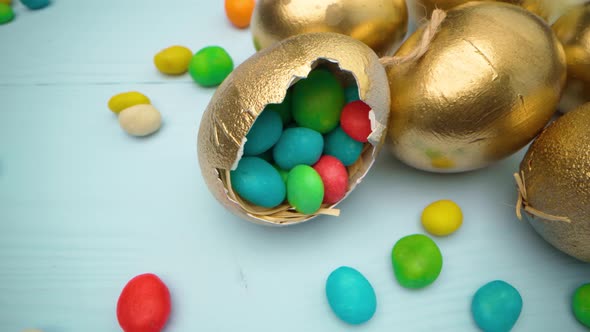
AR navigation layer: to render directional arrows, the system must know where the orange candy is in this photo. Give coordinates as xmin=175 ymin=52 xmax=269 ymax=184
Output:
xmin=225 ymin=0 xmax=255 ymax=29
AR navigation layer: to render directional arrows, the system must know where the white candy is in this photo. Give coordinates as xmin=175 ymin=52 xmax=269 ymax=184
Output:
xmin=118 ymin=104 xmax=162 ymax=137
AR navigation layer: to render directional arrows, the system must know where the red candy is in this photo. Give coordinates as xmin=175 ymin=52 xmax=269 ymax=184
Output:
xmin=313 ymin=155 xmax=348 ymax=204
xmin=117 ymin=273 xmax=171 ymax=332
xmin=340 ymin=100 xmax=372 ymax=143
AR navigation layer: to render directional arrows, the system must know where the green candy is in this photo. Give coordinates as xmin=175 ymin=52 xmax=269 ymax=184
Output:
xmin=391 ymin=234 xmax=443 ymax=289
xmin=573 ymin=283 xmax=590 ymax=328
xmin=287 ymin=165 xmax=324 ymax=214
xmin=292 ymin=69 xmax=345 ymax=134
xmin=266 ymin=89 xmax=293 ymax=125
xmin=0 ymin=4 xmax=14 ymax=25
xmin=189 ymin=46 xmax=233 ymax=87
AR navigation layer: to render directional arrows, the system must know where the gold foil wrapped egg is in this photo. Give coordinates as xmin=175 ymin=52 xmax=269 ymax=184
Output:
xmin=412 ymin=0 xmax=551 ymax=20
xmin=386 ymin=2 xmax=566 ymax=173
xmin=198 ymin=32 xmax=390 ymax=226
xmin=251 ymin=0 xmax=408 ymax=57
xmin=552 ymin=2 xmax=590 ymax=112
xmin=515 ymin=103 xmax=590 ymax=262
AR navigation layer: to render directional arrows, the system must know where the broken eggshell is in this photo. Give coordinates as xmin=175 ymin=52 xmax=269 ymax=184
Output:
xmin=197 ymin=32 xmax=390 ymax=226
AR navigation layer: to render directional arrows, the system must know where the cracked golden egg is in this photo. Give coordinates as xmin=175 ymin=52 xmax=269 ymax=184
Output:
xmin=552 ymin=2 xmax=590 ymax=112
xmin=386 ymin=2 xmax=566 ymax=173
xmin=516 ymin=103 xmax=590 ymax=262
xmin=251 ymin=0 xmax=408 ymax=57
xmin=197 ymin=32 xmax=390 ymax=226
xmin=412 ymin=0 xmax=551 ymax=20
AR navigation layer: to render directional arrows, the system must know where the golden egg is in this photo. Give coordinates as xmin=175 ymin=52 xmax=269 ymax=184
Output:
xmin=412 ymin=0 xmax=551 ymax=20
xmin=516 ymin=103 xmax=590 ymax=262
xmin=386 ymin=2 xmax=566 ymax=173
xmin=197 ymin=33 xmax=390 ymax=226
xmin=251 ymin=0 xmax=408 ymax=57
xmin=552 ymin=2 xmax=590 ymax=112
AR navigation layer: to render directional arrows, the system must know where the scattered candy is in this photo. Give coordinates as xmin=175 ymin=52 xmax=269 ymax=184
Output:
xmin=471 ymin=280 xmax=522 ymax=332
xmin=225 ymin=0 xmax=255 ymax=29
xmin=108 ymin=91 xmax=151 ymax=114
xmin=153 ymin=45 xmax=193 ymax=75
xmin=0 ymin=3 xmax=14 ymax=24
xmin=344 ymin=84 xmax=360 ymax=103
xmin=231 ymin=157 xmax=286 ymax=208
xmin=340 ymin=100 xmax=372 ymax=143
xmin=293 ymin=69 xmax=345 ymax=134
xmin=244 ymin=110 xmax=283 ymax=156
xmin=313 ymin=155 xmax=348 ymax=204
xmin=325 ymin=266 xmax=377 ymax=325
xmin=573 ymin=283 xmax=590 ymax=328
xmin=273 ymin=127 xmax=324 ymax=170
xmin=189 ymin=46 xmax=234 ymax=87
xmin=421 ymin=199 xmax=463 ymax=236
xmin=266 ymin=89 xmax=293 ymax=125
xmin=324 ymin=126 xmax=363 ymax=166
xmin=287 ymin=165 xmax=324 ymax=214
xmin=20 ymin=0 xmax=49 ymax=9
xmin=391 ymin=234 xmax=443 ymax=289
xmin=117 ymin=273 xmax=171 ymax=332
xmin=118 ymin=104 xmax=162 ymax=137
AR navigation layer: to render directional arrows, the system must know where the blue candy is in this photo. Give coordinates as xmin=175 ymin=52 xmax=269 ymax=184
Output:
xmin=471 ymin=280 xmax=523 ymax=332
xmin=326 ymin=266 xmax=377 ymax=325
xmin=324 ymin=126 xmax=363 ymax=166
xmin=230 ymin=157 xmax=286 ymax=208
xmin=243 ymin=110 xmax=283 ymax=156
xmin=345 ymin=84 xmax=360 ymax=103
xmin=21 ymin=0 xmax=50 ymax=9
xmin=273 ymin=127 xmax=323 ymax=170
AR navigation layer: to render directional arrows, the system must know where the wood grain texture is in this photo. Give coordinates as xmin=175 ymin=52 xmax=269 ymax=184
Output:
xmin=1 ymin=1 xmax=589 ymax=331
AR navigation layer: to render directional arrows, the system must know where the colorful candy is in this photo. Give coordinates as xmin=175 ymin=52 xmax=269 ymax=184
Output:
xmin=20 ymin=0 xmax=49 ymax=9
xmin=231 ymin=157 xmax=286 ymax=208
xmin=225 ymin=0 xmax=255 ymax=29
xmin=391 ymin=234 xmax=443 ymax=289
xmin=325 ymin=266 xmax=377 ymax=325
xmin=292 ymin=69 xmax=345 ymax=134
xmin=287 ymin=165 xmax=324 ymax=214
xmin=344 ymin=84 xmax=360 ymax=103
xmin=108 ymin=91 xmax=151 ymax=114
xmin=189 ymin=46 xmax=234 ymax=87
xmin=340 ymin=100 xmax=372 ymax=143
xmin=573 ymin=283 xmax=590 ymax=328
xmin=313 ymin=155 xmax=348 ymax=204
xmin=471 ymin=280 xmax=522 ymax=332
xmin=117 ymin=273 xmax=171 ymax=332
xmin=244 ymin=110 xmax=283 ymax=156
xmin=273 ymin=127 xmax=324 ymax=170
xmin=153 ymin=45 xmax=193 ymax=75
xmin=421 ymin=199 xmax=463 ymax=236
xmin=118 ymin=104 xmax=162 ymax=137
xmin=324 ymin=126 xmax=363 ymax=166
xmin=266 ymin=89 xmax=293 ymax=125
xmin=0 ymin=3 xmax=14 ymax=24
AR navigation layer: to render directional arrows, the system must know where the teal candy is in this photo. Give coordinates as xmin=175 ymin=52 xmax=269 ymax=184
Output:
xmin=345 ymin=85 xmax=360 ymax=103
xmin=326 ymin=266 xmax=377 ymax=325
xmin=21 ymin=0 xmax=50 ymax=9
xmin=244 ymin=111 xmax=283 ymax=156
xmin=324 ymin=126 xmax=363 ymax=166
xmin=273 ymin=127 xmax=323 ymax=170
xmin=292 ymin=69 xmax=345 ymax=134
xmin=230 ymin=157 xmax=286 ymax=208
xmin=472 ymin=280 xmax=523 ymax=332
xmin=266 ymin=89 xmax=293 ymax=125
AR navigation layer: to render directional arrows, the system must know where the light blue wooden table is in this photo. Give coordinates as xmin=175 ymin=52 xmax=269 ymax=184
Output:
xmin=1 ymin=1 xmax=589 ymax=331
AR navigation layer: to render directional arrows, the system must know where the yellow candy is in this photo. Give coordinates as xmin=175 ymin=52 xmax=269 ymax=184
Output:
xmin=421 ymin=200 xmax=463 ymax=236
xmin=154 ymin=45 xmax=193 ymax=75
xmin=108 ymin=91 xmax=151 ymax=114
